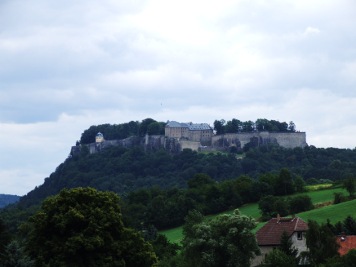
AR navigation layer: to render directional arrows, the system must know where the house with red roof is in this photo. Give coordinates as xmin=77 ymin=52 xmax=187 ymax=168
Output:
xmin=251 ymin=215 xmax=309 ymax=266
xmin=338 ymin=235 xmax=356 ymax=256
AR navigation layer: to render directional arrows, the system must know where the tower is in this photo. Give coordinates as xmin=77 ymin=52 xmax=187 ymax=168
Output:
xmin=95 ymin=132 xmax=104 ymax=143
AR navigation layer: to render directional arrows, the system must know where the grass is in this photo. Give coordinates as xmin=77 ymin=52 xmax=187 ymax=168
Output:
xmin=297 ymin=199 xmax=356 ymax=224
xmin=160 ymin=187 xmax=349 ymax=243
xmin=295 ymin=187 xmax=346 ymax=204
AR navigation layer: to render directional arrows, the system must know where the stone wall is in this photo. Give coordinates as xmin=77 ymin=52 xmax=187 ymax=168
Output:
xmin=212 ymin=132 xmax=307 ymax=149
xmin=179 ymin=140 xmax=201 ymax=151
xmin=70 ymin=131 xmax=307 ymax=156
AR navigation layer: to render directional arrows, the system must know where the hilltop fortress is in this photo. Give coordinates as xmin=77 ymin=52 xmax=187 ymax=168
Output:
xmin=165 ymin=121 xmax=307 ymax=151
xmin=71 ymin=121 xmax=307 ymax=155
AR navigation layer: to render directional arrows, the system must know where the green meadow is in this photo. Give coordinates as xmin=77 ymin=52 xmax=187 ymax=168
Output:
xmin=298 ymin=199 xmax=356 ymax=224
xmin=160 ymin=187 xmax=348 ymax=244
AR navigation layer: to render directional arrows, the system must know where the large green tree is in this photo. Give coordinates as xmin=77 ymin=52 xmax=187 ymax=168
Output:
xmin=182 ymin=209 xmax=260 ymax=267
xmin=25 ymin=187 xmax=157 ymax=267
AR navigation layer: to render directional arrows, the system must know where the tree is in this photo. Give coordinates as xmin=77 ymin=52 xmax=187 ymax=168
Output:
xmin=279 ymin=231 xmax=298 ymax=260
xmin=25 ymin=187 xmax=157 ymax=267
xmin=305 ymin=220 xmax=340 ymax=266
xmin=147 ymin=122 xmax=163 ymax=135
xmin=258 ymin=195 xmax=288 ymax=219
xmin=294 ymin=176 xmax=306 ymax=192
xmin=263 ymin=248 xmax=297 ymax=267
xmin=288 ymin=121 xmax=296 ymax=132
xmin=182 ymin=209 xmax=260 ymax=267
xmin=140 ymin=118 xmax=157 ymax=136
xmin=274 ymin=168 xmax=295 ymax=196
xmin=342 ymin=249 xmax=356 ymax=267
xmin=187 ymin=173 xmax=214 ymax=189
xmin=288 ymin=195 xmax=314 ymax=214
xmin=0 ymin=218 xmax=11 ymax=263
xmin=1 ymin=240 xmax=33 ymax=267
xmin=213 ymin=119 xmax=225 ymax=135
xmin=343 ymin=177 xmax=356 ymax=197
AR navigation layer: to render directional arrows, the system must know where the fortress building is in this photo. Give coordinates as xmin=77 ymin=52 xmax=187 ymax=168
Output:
xmin=165 ymin=121 xmax=213 ymax=145
xmin=165 ymin=121 xmax=307 ymax=151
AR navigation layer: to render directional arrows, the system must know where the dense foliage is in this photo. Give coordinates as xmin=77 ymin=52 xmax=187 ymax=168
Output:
xmin=80 ymin=118 xmax=166 ymax=144
xmin=17 ymin=145 xmax=356 ymax=210
xmin=258 ymin=194 xmax=314 ymax=220
xmin=181 ymin=209 xmax=260 ymax=267
xmin=25 ymin=188 xmax=157 ymax=267
xmin=213 ymin=118 xmax=296 ymax=134
xmin=305 ymin=220 xmax=340 ymax=266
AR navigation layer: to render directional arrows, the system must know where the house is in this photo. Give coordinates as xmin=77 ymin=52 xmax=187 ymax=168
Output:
xmin=338 ymin=235 xmax=356 ymax=256
xmin=251 ymin=215 xmax=308 ymax=266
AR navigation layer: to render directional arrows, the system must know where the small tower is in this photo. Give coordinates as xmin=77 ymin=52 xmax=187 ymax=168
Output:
xmin=95 ymin=132 xmax=104 ymax=143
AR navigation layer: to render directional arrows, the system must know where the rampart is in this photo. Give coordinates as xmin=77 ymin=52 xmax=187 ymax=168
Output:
xmin=70 ymin=131 xmax=307 ymax=156
xmin=212 ymin=132 xmax=307 ymax=149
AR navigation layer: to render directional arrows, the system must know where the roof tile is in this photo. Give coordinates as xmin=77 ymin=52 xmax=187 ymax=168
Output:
xmin=338 ymin=235 xmax=356 ymax=256
xmin=256 ymin=216 xmax=308 ymax=246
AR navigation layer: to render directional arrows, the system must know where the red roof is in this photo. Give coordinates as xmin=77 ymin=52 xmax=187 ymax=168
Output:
xmin=338 ymin=235 xmax=356 ymax=256
xmin=256 ymin=216 xmax=308 ymax=246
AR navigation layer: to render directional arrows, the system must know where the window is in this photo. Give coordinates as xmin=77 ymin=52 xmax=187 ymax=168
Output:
xmin=297 ymin=232 xmax=303 ymax=240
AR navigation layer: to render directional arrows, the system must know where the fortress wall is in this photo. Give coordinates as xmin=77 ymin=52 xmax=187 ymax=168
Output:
xmin=270 ymin=132 xmax=307 ymax=148
xmin=211 ymin=132 xmax=307 ymax=149
xmin=180 ymin=140 xmax=201 ymax=151
xmin=74 ymin=131 xmax=307 ymax=156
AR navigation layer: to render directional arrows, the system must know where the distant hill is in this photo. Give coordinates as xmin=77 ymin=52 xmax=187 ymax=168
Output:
xmin=0 ymin=194 xmax=20 ymax=208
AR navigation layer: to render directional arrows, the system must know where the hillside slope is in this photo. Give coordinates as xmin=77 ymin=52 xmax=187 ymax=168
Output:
xmin=15 ymin=142 xmax=356 ymax=209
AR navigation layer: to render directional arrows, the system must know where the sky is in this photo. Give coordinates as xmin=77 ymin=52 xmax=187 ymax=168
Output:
xmin=1 ymin=0 xmax=356 ymax=196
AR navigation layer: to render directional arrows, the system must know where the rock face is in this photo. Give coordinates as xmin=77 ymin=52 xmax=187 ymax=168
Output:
xmin=70 ymin=131 xmax=307 ymax=156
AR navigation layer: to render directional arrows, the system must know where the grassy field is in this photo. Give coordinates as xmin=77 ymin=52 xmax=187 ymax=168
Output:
xmin=295 ymin=187 xmax=346 ymax=204
xmin=160 ymin=187 xmax=348 ymax=243
xmin=298 ymin=199 xmax=356 ymax=224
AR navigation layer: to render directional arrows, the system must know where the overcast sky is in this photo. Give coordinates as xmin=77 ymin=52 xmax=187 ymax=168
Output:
xmin=1 ymin=0 xmax=356 ymax=196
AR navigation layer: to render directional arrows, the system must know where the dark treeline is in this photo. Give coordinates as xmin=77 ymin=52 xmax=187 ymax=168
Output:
xmin=213 ymin=118 xmax=296 ymax=135
xmin=122 ymin=170 xmax=305 ymax=230
xmin=80 ymin=118 xmax=166 ymax=144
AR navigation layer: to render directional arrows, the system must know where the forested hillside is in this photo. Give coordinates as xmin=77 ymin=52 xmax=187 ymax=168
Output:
xmin=0 ymin=194 xmax=20 ymax=208
xmin=16 ymin=143 xmax=356 ymax=210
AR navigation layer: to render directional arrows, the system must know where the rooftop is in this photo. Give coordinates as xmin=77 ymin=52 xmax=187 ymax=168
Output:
xmin=338 ymin=235 xmax=356 ymax=256
xmin=256 ymin=216 xmax=308 ymax=246
xmin=166 ymin=121 xmax=212 ymax=131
